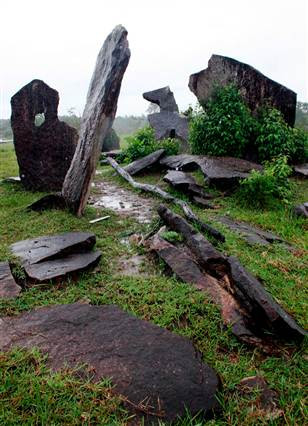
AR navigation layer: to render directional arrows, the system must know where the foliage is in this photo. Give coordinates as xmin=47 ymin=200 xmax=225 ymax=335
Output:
xmin=256 ymin=106 xmax=307 ymax=162
xmin=189 ymin=85 xmax=255 ymax=157
xmin=120 ymin=126 xmax=179 ymax=162
xmin=238 ymin=156 xmax=294 ymax=208
xmin=295 ymin=101 xmax=308 ymax=131
xmin=160 ymin=230 xmax=183 ymax=243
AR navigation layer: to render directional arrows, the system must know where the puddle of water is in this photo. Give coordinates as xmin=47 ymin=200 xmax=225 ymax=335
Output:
xmin=116 ymin=254 xmax=149 ymax=276
xmin=91 ymin=181 xmax=156 ymax=224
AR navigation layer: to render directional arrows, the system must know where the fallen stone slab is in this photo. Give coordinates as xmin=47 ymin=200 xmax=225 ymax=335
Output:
xmin=160 ymin=154 xmax=204 ymax=171
xmin=0 ymin=262 xmax=22 ymax=299
xmin=2 ymin=176 xmax=21 ymax=184
xmin=200 ymin=157 xmax=262 ymax=189
xmin=227 ymin=257 xmax=307 ymax=341
xmin=11 ymin=79 xmax=78 ymax=191
xmin=11 ymin=232 xmax=96 ymax=265
xmin=25 ymin=250 xmax=101 ymax=281
xmin=294 ymin=163 xmax=308 ymax=178
xmin=148 ymin=111 xmax=189 ymax=143
xmin=143 ymin=86 xmax=179 ymax=112
xmin=192 ymin=196 xmax=215 ymax=209
xmin=293 ymin=202 xmax=308 ymax=218
xmin=217 ymin=216 xmax=292 ymax=248
xmin=124 ymin=149 xmax=165 ymax=175
xmin=27 ymin=193 xmax=67 ymax=212
xmin=163 ymin=170 xmax=213 ymax=200
xmin=0 ymin=303 xmax=220 ymax=423
xmin=189 ymin=54 xmax=297 ymax=126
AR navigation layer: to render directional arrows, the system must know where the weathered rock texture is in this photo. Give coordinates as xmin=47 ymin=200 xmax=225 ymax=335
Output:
xmin=294 ymin=164 xmax=308 ymax=178
xmin=163 ymin=170 xmax=213 ymax=200
xmin=0 ymin=262 xmax=22 ymax=299
xmin=11 ymin=80 xmax=78 ymax=190
xmin=293 ymin=202 xmax=308 ymax=218
xmin=143 ymin=86 xmax=189 ymax=146
xmin=124 ymin=149 xmax=165 ymax=175
xmin=143 ymin=86 xmax=179 ymax=112
xmin=0 ymin=303 xmax=220 ymax=423
xmin=189 ymin=55 xmax=297 ymax=126
xmin=161 ymin=155 xmax=262 ymax=189
xmin=10 ymin=232 xmax=100 ymax=283
xmin=62 ymin=25 xmax=130 ymax=216
xmin=153 ymin=205 xmax=307 ymax=347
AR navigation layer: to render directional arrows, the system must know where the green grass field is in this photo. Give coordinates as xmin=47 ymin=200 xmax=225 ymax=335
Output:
xmin=0 ymin=145 xmax=307 ymax=425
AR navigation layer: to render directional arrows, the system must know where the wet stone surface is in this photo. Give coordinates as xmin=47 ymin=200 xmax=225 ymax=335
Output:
xmin=91 ymin=181 xmax=157 ymax=224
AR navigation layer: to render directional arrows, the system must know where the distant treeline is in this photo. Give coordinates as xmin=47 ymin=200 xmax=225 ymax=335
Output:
xmin=1 ymin=103 xmax=307 ymax=140
xmin=0 ymin=114 xmax=148 ymax=140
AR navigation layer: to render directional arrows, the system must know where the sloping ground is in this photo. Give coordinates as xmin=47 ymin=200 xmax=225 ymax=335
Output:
xmin=0 ymin=148 xmax=307 ymax=425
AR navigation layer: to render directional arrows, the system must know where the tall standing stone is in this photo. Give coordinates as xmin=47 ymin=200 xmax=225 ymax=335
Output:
xmin=62 ymin=25 xmax=130 ymax=216
xmin=189 ymin=54 xmax=297 ymax=126
xmin=11 ymin=80 xmax=78 ymax=190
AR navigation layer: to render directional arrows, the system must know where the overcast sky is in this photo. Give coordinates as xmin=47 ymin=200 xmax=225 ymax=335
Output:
xmin=1 ymin=0 xmax=307 ymax=119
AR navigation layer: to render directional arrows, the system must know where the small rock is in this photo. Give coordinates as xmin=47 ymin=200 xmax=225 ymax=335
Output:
xmin=0 ymin=262 xmax=22 ymax=299
xmin=293 ymin=202 xmax=308 ymax=218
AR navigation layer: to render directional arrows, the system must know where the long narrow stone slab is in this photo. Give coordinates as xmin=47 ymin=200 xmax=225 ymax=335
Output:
xmin=0 ymin=262 xmax=22 ymax=299
xmin=25 ymin=251 xmax=101 ymax=281
xmin=10 ymin=232 xmax=96 ymax=265
xmin=0 ymin=303 xmax=220 ymax=423
xmin=124 ymin=149 xmax=165 ymax=175
xmin=163 ymin=170 xmax=213 ymax=199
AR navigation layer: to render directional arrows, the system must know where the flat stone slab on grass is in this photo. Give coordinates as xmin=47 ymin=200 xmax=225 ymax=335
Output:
xmin=25 ymin=251 xmax=101 ymax=281
xmin=11 ymin=232 xmax=96 ymax=265
xmin=124 ymin=149 xmax=165 ymax=175
xmin=0 ymin=303 xmax=220 ymax=423
xmin=294 ymin=164 xmax=308 ymax=178
xmin=163 ymin=170 xmax=213 ymax=199
xmin=0 ymin=262 xmax=22 ymax=299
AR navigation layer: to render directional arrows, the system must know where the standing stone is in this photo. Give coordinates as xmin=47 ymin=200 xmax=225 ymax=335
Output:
xmin=189 ymin=54 xmax=297 ymax=126
xmin=143 ymin=86 xmax=179 ymax=112
xmin=102 ymin=128 xmax=120 ymax=152
xmin=11 ymin=80 xmax=78 ymax=190
xmin=62 ymin=25 xmax=130 ymax=216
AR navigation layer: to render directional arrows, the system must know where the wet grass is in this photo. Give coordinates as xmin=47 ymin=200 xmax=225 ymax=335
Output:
xmin=0 ymin=148 xmax=307 ymax=425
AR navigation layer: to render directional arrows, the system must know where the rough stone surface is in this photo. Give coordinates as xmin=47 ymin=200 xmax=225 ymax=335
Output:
xmin=148 ymin=111 xmax=189 ymax=143
xmin=143 ymin=86 xmax=179 ymax=112
xmin=27 ymin=193 xmax=66 ymax=212
xmin=62 ymin=25 xmax=130 ymax=216
xmin=189 ymin=54 xmax=297 ymax=126
xmin=293 ymin=202 xmax=308 ymax=218
xmin=0 ymin=262 xmax=22 ymax=299
xmin=217 ymin=216 xmax=292 ymax=248
xmin=124 ymin=149 xmax=165 ymax=175
xmin=294 ymin=164 xmax=308 ymax=178
xmin=102 ymin=128 xmax=120 ymax=152
xmin=0 ymin=303 xmax=220 ymax=423
xmin=163 ymin=170 xmax=213 ymax=199
xmin=200 ymin=157 xmax=262 ymax=189
xmin=11 ymin=80 xmax=78 ymax=191
xmin=228 ymin=256 xmax=307 ymax=341
xmin=25 ymin=251 xmax=101 ymax=281
xmin=10 ymin=232 xmax=96 ymax=265
xmin=160 ymin=154 xmax=202 ymax=171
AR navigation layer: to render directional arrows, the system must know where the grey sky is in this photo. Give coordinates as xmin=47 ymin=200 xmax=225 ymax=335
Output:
xmin=1 ymin=0 xmax=307 ymax=119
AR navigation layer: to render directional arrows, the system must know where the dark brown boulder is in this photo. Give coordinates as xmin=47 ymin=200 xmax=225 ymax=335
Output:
xmin=11 ymin=80 xmax=78 ymax=190
xmin=0 ymin=303 xmax=220 ymax=423
xmin=189 ymin=54 xmax=297 ymax=126
xmin=0 ymin=262 xmax=21 ymax=299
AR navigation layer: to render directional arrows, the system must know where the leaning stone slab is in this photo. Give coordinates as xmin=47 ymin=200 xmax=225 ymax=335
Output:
xmin=0 ymin=303 xmax=220 ymax=423
xmin=62 ymin=25 xmax=131 ymax=216
xmin=11 ymin=79 xmax=78 ymax=191
xmin=143 ymin=86 xmax=179 ymax=112
xmin=0 ymin=262 xmax=22 ymax=299
xmin=25 ymin=251 xmax=101 ymax=281
xmin=189 ymin=54 xmax=297 ymax=126
xmin=124 ymin=149 xmax=165 ymax=175
xmin=10 ymin=232 xmax=96 ymax=265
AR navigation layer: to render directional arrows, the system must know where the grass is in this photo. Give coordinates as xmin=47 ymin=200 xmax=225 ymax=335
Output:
xmin=0 ymin=145 xmax=307 ymax=425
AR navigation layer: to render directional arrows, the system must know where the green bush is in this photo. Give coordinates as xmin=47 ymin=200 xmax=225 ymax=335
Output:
xmin=120 ymin=126 xmax=179 ymax=162
xmin=238 ymin=156 xmax=294 ymax=208
xmin=255 ymin=106 xmax=308 ymax=162
xmin=189 ymin=85 xmax=255 ymax=157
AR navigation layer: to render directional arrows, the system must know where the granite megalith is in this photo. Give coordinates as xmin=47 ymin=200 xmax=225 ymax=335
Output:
xmin=189 ymin=54 xmax=297 ymax=126
xmin=11 ymin=80 xmax=78 ymax=190
xmin=62 ymin=25 xmax=131 ymax=216
xmin=143 ymin=86 xmax=179 ymax=112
